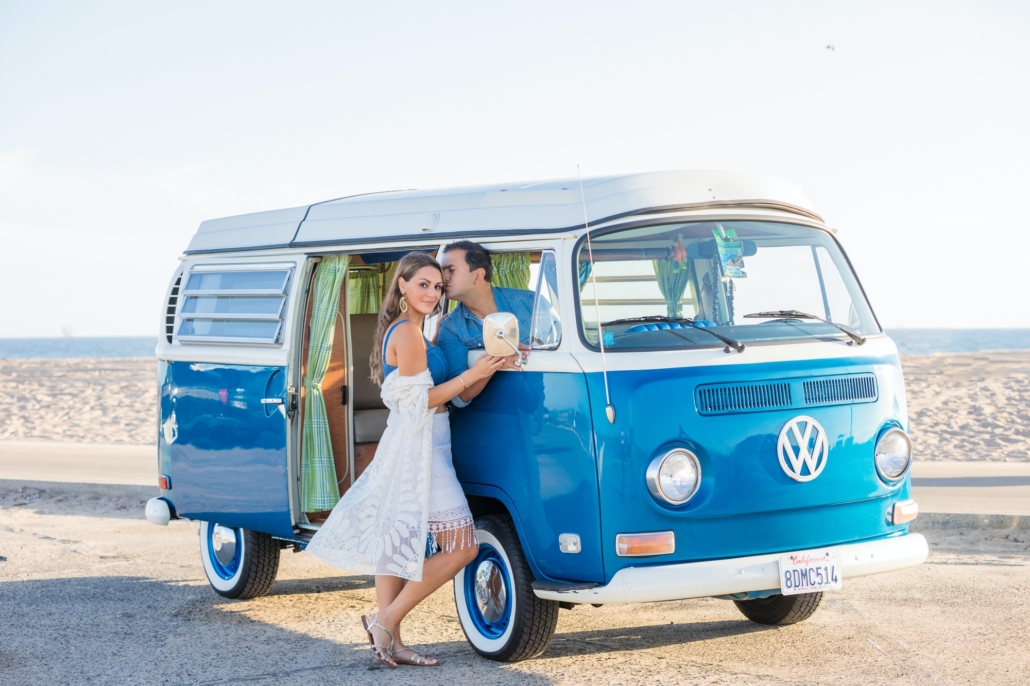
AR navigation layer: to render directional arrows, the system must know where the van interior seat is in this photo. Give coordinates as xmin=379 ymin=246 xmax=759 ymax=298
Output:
xmin=349 ymin=314 xmax=389 ymax=443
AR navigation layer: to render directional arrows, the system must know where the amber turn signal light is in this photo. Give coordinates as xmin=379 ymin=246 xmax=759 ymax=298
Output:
xmin=158 ymin=475 xmax=171 ymax=490
xmin=891 ymin=499 xmax=918 ymax=525
xmin=615 ymin=531 xmax=675 ymax=557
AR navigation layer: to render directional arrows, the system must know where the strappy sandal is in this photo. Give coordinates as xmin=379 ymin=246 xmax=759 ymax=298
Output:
xmin=360 ymin=614 xmax=375 ymax=646
xmin=363 ymin=617 xmax=397 ymax=668
xmin=392 ymin=647 xmax=440 ymax=666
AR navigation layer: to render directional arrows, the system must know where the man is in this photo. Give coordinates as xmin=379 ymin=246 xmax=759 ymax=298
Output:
xmin=437 ymin=241 xmax=535 ymax=407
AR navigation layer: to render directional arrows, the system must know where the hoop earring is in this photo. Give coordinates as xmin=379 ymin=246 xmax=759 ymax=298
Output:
xmin=399 ymin=296 xmax=408 ymax=313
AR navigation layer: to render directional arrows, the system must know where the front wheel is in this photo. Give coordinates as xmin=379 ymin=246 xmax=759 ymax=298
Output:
xmin=453 ymin=514 xmax=559 ymax=662
xmin=733 ymin=592 xmax=823 ymax=625
xmin=199 ymin=521 xmax=280 ymax=599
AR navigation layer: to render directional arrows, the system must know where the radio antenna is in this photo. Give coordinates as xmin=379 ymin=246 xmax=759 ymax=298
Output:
xmin=578 ymin=165 xmax=615 ymax=424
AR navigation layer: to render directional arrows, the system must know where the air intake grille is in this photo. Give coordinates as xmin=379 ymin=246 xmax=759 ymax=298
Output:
xmin=165 ymin=274 xmax=182 ymax=343
xmin=803 ymin=374 xmax=877 ymax=405
xmin=696 ymin=382 xmax=792 ymax=415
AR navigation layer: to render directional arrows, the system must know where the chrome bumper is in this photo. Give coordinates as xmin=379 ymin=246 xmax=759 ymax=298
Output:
xmin=534 ymin=533 xmax=929 ymax=604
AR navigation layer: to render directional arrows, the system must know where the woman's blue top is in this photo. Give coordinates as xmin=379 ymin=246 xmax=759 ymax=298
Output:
xmin=381 ymin=321 xmax=449 ymax=386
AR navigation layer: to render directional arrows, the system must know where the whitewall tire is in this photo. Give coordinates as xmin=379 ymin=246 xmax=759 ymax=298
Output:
xmin=199 ymin=521 xmax=281 ymax=599
xmin=453 ymin=514 xmax=559 ymax=661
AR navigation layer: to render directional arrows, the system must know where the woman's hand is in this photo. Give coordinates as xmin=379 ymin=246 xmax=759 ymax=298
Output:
xmin=427 ymin=352 xmax=504 ymax=410
xmin=467 ymin=352 xmax=506 ymax=382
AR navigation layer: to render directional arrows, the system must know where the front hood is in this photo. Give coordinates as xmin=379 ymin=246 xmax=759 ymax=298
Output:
xmin=577 ymin=337 xmax=912 ymax=578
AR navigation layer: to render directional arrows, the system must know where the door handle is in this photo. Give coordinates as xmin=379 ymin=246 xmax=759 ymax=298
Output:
xmin=261 ymin=396 xmax=286 ymax=417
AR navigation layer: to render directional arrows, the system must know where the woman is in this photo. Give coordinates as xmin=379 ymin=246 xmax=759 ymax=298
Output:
xmin=307 ymin=252 xmax=504 ymax=668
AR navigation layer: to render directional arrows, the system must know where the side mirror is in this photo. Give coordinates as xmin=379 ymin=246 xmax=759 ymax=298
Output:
xmin=483 ymin=312 xmax=521 ymax=362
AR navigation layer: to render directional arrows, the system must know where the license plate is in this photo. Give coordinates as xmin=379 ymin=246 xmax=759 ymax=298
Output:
xmin=779 ymin=549 xmax=842 ymax=595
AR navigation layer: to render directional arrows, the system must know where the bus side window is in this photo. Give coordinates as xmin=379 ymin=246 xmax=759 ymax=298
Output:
xmin=530 ymin=252 xmax=562 ymax=349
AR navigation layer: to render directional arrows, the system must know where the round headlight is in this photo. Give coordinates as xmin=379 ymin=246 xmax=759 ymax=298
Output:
xmin=875 ymin=429 xmax=912 ymax=480
xmin=646 ymin=449 xmax=701 ymax=504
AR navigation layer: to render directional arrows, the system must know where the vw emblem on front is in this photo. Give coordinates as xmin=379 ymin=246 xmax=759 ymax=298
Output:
xmin=777 ymin=416 xmax=829 ymax=482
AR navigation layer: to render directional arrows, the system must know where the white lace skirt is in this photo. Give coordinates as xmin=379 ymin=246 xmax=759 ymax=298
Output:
xmin=426 ymin=413 xmax=477 ymax=555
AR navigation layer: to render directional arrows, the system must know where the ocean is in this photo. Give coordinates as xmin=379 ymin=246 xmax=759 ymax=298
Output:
xmin=0 ymin=337 xmax=159 ymax=359
xmin=887 ymin=329 xmax=1030 ymax=356
xmin=1 ymin=330 xmax=1029 ymax=359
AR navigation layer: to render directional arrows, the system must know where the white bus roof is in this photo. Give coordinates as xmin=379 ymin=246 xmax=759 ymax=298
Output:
xmin=184 ymin=170 xmax=820 ymax=254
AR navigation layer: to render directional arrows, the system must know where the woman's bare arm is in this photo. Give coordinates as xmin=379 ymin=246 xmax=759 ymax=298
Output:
xmin=457 ymin=350 xmax=526 ymax=403
xmin=392 ymin=322 xmax=503 ymax=409
xmin=392 ymin=321 xmax=429 ymax=376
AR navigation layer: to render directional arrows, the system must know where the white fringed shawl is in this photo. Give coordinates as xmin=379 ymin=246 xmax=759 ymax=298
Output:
xmin=306 ymin=369 xmax=435 ymax=581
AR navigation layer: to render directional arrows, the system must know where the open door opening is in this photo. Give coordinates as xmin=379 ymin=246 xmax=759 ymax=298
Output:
xmin=296 ymin=249 xmax=439 ymax=528
xmin=297 ymin=259 xmax=352 ymax=525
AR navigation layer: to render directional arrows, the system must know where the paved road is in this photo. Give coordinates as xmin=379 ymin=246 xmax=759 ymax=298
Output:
xmin=3 ymin=441 xmax=1029 ymax=515
xmin=1 ymin=483 xmax=1028 ymax=685
xmin=0 ymin=440 xmax=154 ymax=485
xmin=911 ymin=461 xmax=1030 ymax=516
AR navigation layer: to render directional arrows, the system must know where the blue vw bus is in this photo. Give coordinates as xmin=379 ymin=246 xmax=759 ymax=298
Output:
xmin=147 ymin=171 xmax=927 ymax=661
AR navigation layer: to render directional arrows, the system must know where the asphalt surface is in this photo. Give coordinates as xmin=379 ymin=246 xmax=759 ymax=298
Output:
xmin=0 ymin=441 xmax=154 ymax=485
xmin=2 ymin=483 xmax=1029 ymax=685
xmin=909 ymin=462 xmax=1030 ymax=516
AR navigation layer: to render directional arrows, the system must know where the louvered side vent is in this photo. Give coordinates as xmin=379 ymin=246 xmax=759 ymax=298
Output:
xmin=803 ymin=374 xmax=878 ymax=405
xmin=696 ymin=382 xmax=792 ymax=415
xmin=165 ymin=274 xmax=182 ymax=343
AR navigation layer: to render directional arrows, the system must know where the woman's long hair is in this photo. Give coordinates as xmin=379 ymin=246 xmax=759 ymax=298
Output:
xmin=370 ymin=251 xmax=444 ymax=386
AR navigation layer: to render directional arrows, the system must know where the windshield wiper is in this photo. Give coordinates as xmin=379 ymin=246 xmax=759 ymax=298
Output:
xmin=602 ymin=315 xmax=745 ymax=353
xmin=742 ymin=310 xmax=866 ymax=346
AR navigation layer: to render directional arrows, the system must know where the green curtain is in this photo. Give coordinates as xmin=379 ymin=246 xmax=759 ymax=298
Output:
xmin=301 ymin=255 xmax=349 ymax=512
xmin=492 ymin=252 xmax=531 ymax=290
xmin=653 ymin=258 xmax=692 ymax=318
xmin=445 ymin=253 xmax=530 ymax=312
xmin=578 ymin=262 xmax=592 ymax=290
xmin=348 ymin=268 xmax=382 ymax=314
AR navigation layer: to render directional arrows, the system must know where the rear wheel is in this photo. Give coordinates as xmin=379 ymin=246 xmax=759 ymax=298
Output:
xmin=199 ymin=521 xmax=280 ymax=599
xmin=733 ymin=592 xmax=823 ymax=625
xmin=453 ymin=514 xmax=559 ymax=661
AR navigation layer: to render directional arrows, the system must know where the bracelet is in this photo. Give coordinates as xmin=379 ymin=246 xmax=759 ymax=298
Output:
xmin=458 ymin=375 xmax=468 ymax=390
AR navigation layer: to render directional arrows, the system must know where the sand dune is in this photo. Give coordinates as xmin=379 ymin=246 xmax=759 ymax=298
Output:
xmin=0 ymin=352 xmax=1027 ymax=461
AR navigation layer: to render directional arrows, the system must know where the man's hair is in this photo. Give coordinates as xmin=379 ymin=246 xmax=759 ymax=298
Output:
xmin=443 ymin=240 xmax=493 ymax=282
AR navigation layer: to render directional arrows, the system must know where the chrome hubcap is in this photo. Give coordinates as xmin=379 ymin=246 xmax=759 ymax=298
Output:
xmin=474 ymin=560 xmax=507 ymax=622
xmin=211 ymin=525 xmax=237 ymax=566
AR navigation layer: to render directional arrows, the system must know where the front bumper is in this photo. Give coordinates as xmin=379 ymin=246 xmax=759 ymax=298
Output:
xmin=534 ymin=533 xmax=928 ymax=604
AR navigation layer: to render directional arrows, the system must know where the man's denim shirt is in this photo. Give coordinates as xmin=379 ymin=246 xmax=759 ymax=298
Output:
xmin=437 ymin=286 xmax=534 ymax=407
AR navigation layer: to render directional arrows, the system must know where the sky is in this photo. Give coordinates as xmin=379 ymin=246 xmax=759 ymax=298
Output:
xmin=1 ymin=0 xmax=1028 ymax=337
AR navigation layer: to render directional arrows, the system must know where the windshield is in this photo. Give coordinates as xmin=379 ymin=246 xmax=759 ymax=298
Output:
xmin=576 ymin=220 xmax=879 ymax=350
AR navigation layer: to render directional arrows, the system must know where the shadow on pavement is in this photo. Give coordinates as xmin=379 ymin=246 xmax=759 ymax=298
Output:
xmin=544 ymin=617 xmax=772 ymax=657
xmin=0 ymin=574 xmax=554 ymax=685
xmin=912 ymin=476 xmax=1030 ymax=487
xmin=269 ymin=575 xmax=376 ymax=595
xmin=0 ymin=485 xmax=155 ymax=520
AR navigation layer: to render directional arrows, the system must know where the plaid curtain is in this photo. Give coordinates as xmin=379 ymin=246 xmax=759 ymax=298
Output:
xmin=348 ymin=269 xmax=382 ymax=314
xmin=653 ymin=258 xmax=692 ymax=318
xmin=301 ymin=255 xmax=350 ymax=512
xmin=492 ymin=252 xmax=531 ymax=290
xmin=578 ymin=261 xmax=592 ymax=290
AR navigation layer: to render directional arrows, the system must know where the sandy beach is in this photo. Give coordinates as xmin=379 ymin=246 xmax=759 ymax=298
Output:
xmin=0 ymin=351 xmax=1028 ymax=462
xmin=904 ymin=351 xmax=1030 ymax=461
xmin=0 ymin=357 xmax=156 ymax=445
